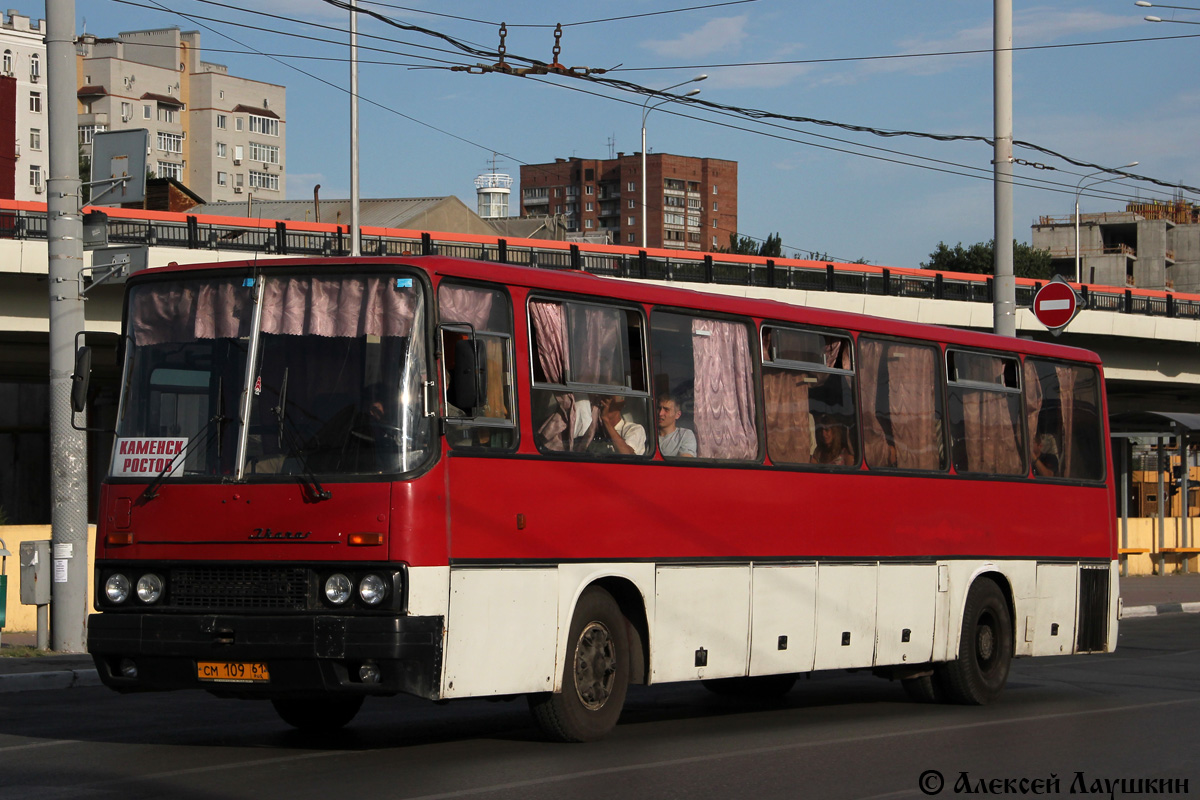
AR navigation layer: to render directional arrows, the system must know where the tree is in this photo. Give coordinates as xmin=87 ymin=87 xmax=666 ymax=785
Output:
xmin=720 ymin=231 xmax=782 ymax=257
xmin=921 ymin=239 xmax=1052 ymax=279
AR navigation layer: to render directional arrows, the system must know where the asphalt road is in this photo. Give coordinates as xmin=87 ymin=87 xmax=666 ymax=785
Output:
xmin=1 ymin=614 xmax=1197 ymax=800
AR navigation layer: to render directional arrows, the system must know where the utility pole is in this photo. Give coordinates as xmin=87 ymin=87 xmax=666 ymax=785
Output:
xmin=46 ymin=0 xmax=89 ymax=652
xmin=992 ymin=0 xmax=1016 ymax=337
xmin=349 ymin=0 xmax=360 ymax=257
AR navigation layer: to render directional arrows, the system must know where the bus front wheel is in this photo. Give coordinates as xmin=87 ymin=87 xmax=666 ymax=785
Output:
xmin=938 ymin=578 xmax=1012 ymax=705
xmin=529 ymin=587 xmax=631 ymax=742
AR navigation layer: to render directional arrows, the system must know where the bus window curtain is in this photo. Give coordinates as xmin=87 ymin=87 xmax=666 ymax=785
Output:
xmin=692 ymin=318 xmax=757 ymax=460
xmin=530 ymin=301 xmax=574 ymax=451
xmin=763 ymin=369 xmax=812 ymax=464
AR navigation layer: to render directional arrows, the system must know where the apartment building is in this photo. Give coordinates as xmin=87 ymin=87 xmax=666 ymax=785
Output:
xmin=519 ymin=153 xmax=737 ymax=252
xmin=76 ymin=27 xmax=286 ymax=203
xmin=0 ymin=10 xmax=47 ymax=201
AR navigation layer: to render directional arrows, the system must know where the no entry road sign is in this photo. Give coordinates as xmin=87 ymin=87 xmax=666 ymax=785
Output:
xmin=1032 ymin=280 xmax=1080 ymax=332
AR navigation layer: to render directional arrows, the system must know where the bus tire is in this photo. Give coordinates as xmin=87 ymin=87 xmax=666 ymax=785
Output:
xmin=939 ymin=578 xmax=1012 ymax=705
xmin=529 ymin=587 xmax=630 ymax=742
xmin=271 ymin=695 xmax=364 ymax=732
xmin=702 ymin=674 xmax=798 ymax=701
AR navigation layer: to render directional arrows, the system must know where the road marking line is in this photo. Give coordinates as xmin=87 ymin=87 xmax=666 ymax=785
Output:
xmin=0 ymin=739 xmax=78 ymax=753
xmin=394 ymin=697 xmax=1200 ymax=800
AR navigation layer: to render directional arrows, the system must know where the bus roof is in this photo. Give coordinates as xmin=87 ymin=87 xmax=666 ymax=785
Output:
xmin=138 ymin=255 xmax=1103 ymax=365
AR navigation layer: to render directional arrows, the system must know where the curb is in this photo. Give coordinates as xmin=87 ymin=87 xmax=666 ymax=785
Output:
xmin=0 ymin=669 xmax=101 ymax=694
xmin=1121 ymin=601 xmax=1200 ymax=619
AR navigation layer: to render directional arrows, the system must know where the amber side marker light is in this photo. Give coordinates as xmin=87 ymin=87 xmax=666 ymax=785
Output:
xmin=348 ymin=532 xmax=384 ymax=546
xmin=106 ymin=532 xmax=135 ymax=546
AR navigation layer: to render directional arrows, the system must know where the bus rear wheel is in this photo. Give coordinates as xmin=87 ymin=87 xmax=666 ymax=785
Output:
xmin=271 ymin=695 xmax=364 ymax=732
xmin=529 ymin=587 xmax=630 ymax=742
xmin=938 ymin=578 xmax=1012 ymax=705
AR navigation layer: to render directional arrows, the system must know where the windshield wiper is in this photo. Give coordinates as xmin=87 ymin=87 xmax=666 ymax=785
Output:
xmin=271 ymin=368 xmax=332 ymax=502
xmin=139 ymin=412 xmax=228 ymax=502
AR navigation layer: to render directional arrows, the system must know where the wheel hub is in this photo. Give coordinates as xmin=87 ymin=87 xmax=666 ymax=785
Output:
xmin=574 ymin=621 xmax=617 ymax=711
xmin=977 ymin=620 xmax=995 ymax=663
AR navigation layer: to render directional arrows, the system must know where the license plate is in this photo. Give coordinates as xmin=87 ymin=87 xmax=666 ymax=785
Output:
xmin=197 ymin=661 xmax=271 ymax=683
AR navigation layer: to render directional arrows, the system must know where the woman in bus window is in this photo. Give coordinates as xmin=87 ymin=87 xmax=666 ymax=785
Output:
xmin=813 ymin=414 xmax=854 ymax=466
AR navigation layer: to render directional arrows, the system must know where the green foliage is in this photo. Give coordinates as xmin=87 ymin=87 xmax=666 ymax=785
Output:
xmin=721 ymin=232 xmax=782 ymax=258
xmin=921 ymin=239 xmax=1053 ymax=279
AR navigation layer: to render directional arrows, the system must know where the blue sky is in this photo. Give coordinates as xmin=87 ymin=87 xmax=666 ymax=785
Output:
xmin=76 ymin=0 xmax=1200 ymax=269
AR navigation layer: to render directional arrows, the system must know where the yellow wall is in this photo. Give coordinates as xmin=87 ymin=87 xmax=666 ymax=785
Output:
xmin=0 ymin=526 xmax=96 ymax=633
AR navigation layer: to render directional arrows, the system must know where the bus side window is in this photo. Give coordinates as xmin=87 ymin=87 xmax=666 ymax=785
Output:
xmin=946 ymin=350 xmax=1024 ymax=475
xmin=859 ymin=338 xmax=945 ymax=471
xmin=438 ymin=283 xmax=516 ymax=451
xmin=762 ymin=326 xmax=857 ymax=467
xmin=1023 ymin=358 xmax=1104 ymax=481
xmin=651 ymin=311 xmax=758 ymax=461
xmin=529 ymin=298 xmax=651 ymax=457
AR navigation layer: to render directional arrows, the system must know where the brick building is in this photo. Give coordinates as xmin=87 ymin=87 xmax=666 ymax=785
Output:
xmin=519 ymin=153 xmax=737 ymax=252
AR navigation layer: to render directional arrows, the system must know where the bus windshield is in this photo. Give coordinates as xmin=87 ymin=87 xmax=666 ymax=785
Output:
xmin=112 ymin=271 xmax=431 ymax=481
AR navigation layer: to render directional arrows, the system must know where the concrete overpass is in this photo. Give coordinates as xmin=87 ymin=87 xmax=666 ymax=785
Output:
xmin=3 ymin=207 xmax=1196 ymax=415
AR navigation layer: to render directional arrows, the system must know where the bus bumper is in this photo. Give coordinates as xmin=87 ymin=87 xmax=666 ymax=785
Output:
xmin=87 ymin=612 xmax=444 ymax=700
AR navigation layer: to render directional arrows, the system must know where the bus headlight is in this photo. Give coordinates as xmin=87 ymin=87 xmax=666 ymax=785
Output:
xmin=136 ymin=573 xmax=164 ymax=604
xmin=105 ymin=573 xmax=131 ymax=604
xmin=324 ymin=573 xmax=352 ymax=605
xmin=359 ymin=574 xmax=388 ymax=605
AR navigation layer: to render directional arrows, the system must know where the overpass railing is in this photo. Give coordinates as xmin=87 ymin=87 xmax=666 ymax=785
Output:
xmin=2 ymin=200 xmax=1198 ymax=321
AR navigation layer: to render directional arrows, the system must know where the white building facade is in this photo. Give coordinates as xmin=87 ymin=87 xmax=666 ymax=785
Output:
xmin=77 ymin=27 xmax=285 ymax=203
xmin=1 ymin=10 xmax=48 ymax=201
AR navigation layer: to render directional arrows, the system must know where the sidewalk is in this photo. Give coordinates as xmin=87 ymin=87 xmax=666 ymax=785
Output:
xmin=1 ymin=574 xmax=1198 ymax=694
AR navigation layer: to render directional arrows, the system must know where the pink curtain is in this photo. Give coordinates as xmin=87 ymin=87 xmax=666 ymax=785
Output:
xmin=860 ymin=339 xmax=941 ymax=470
xmin=130 ymin=279 xmax=253 ymax=345
xmin=1055 ymin=364 xmax=1077 ymax=477
xmin=763 ymin=369 xmax=812 ymax=464
xmin=693 ymin=318 xmax=757 ymax=460
xmin=439 ymin=284 xmax=494 ymax=329
xmin=529 ymin=301 xmax=575 ymax=451
xmin=961 ymin=355 xmax=1023 ymax=474
xmin=259 ymin=277 xmax=414 ymax=338
xmin=575 ymin=306 xmax=623 ymax=385
xmin=1022 ymin=359 xmax=1044 ymax=475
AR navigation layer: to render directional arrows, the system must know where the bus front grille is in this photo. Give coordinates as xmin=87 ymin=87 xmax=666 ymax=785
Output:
xmin=169 ymin=566 xmax=310 ymax=611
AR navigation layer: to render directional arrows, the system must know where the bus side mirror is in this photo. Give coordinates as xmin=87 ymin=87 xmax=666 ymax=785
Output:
xmin=71 ymin=345 xmax=92 ymax=414
xmin=451 ymin=338 xmax=487 ymax=413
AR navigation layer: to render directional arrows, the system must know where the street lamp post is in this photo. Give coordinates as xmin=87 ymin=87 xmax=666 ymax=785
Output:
xmin=1073 ymin=161 xmax=1138 ymax=284
xmin=641 ymin=75 xmax=706 ymax=248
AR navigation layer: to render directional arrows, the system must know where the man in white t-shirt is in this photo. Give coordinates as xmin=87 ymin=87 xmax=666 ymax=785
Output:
xmin=572 ymin=394 xmax=647 ymax=455
xmin=656 ymin=395 xmax=696 ymax=458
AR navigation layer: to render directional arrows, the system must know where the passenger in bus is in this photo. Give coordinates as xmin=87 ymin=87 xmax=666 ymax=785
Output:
xmin=813 ymin=414 xmax=855 ymax=466
xmin=1032 ymin=433 xmax=1060 ymax=477
xmin=656 ymin=395 xmax=696 ymax=458
xmin=576 ymin=394 xmax=646 ymax=455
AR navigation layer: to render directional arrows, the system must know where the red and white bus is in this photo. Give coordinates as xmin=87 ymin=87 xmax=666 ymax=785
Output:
xmin=80 ymin=255 xmax=1118 ymax=741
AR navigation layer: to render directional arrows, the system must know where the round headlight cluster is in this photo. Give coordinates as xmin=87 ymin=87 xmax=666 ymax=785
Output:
xmin=323 ymin=572 xmax=391 ymax=607
xmin=105 ymin=573 xmax=131 ymax=604
xmin=137 ymin=573 xmax=164 ymax=604
xmin=104 ymin=572 xmax=165 ymax=605
xmin=324 ymin=573 xmax=353 ymax=605
xmin=359 ymin=574 xmax=388 ymax=606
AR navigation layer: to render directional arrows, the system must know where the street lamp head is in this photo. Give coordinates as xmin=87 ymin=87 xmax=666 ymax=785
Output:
xmin=1135 ymin=1 xmax=1152 ymax=6
xmin=682 ymin=88 xmax=702 ymax=98
xmin=1145 ymin=14 xmax=1163 ymax=20
xmin=692 ymin=74 xmax=709 ymax=82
